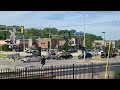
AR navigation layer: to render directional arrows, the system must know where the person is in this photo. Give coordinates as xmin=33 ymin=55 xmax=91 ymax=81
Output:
xmin=41 ymin=55 xmax=46 ymax=68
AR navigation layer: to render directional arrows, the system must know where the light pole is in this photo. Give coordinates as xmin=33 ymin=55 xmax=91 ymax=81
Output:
xmin=102 ymin=32 xmax=106 ymax=52
xmin=77 ymin=12 xmax=86 ymax=60
xmin=49 ymin=25 xmax=51 ymax=53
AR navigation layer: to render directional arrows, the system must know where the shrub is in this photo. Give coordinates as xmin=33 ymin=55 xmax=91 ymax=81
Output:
xmin=114 ymin=71 xmax=120 ymax=79
xmin=0 ymin=44 xmax=10 ymax=51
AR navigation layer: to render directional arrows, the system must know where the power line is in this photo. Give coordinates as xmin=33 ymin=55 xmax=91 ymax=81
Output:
xmin=0 ymin=20 xmax=120 ymax=29
xmin=23 ymin=20 xmax=120 ymax=29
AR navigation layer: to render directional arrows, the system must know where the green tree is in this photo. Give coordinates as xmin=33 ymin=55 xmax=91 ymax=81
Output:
xmin=1 ymin=44 xmax=9 ymax=51
xmin=115 ymin=40 xmax=120 ymax=49
xmin=62 ymin=43 xmax=70 ymax=51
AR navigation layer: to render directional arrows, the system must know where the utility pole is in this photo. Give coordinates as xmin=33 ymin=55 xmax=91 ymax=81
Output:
xmin=49 ymin=25 xmax=51 ymax=53
xmin=69 ymin=31 xmax=72 ymax=53
xmin=102 ymin=32 xmax=106 ymax=52
xmin=20 ymin=26 xmax=25 ymax=52
xmin=83 ymin=14 xmax=86 ymax=60
xmin=9 ymin=26 xmax=16 ymax=69
xmin=57 ymin=32 xmax=60 ymax=55
xmin=76 ymin=11 xmax=86 ymax=60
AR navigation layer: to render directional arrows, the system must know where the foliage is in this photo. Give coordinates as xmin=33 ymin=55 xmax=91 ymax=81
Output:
xmin=62 ymin=43 xmax=70 ymax=52
xmin=0 ymin=25 xmax=103 ymax=50
xmin=115 ymin=40 xmax=120 ymax=49
xmin=114 ymin=71 xmax=120 ymax=79
xmin=85 ymin=34 xmax=103 ymax=49
xmin=0 ymin=44 xmax=10 ymax=51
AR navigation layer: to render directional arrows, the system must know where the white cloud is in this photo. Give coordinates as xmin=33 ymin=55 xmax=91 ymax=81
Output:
xmin=0 ymin=11 xmax=120 ymax=40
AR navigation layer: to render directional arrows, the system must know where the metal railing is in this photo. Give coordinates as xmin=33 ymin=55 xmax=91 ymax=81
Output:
xmin=0 ymin=63 xmax=119 ymax=79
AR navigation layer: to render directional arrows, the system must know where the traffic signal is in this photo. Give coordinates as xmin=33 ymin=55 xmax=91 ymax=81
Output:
xmin=20 ymin=26 xmax=24 ymax=34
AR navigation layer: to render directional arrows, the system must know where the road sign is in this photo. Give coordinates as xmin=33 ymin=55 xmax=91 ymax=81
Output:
xmin=16 ymin=36 xmax=23 ymax=39
xmin=75 ymin=31 xmax=83 ymax=35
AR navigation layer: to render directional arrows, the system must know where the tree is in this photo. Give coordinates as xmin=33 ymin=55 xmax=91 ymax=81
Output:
xmin=62 ymin=43 xmax=70 ymax=51
xmin=0 ymin=44 xmax=10 ymax=51
xmin=115 ymin=40 xmax=120 ymax=49
xmin=96 ymin=36 xmax=103 ymax=40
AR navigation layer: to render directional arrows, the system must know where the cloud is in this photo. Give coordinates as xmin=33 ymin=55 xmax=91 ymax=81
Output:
xmin=0 ymin=11 xmax=120 ymax=40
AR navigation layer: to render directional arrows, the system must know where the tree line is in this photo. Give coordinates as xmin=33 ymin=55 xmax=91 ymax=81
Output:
xmin=0 ymin=25 xmax=104 ymax=49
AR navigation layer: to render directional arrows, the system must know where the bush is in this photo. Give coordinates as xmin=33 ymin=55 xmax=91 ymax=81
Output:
xmin=0 ymin=44 xmax=10 ymax=51
xmin=114 ymin=71 xmax=120 ymax=79
xmin=62 ymin=43 xmax=70 ymax=52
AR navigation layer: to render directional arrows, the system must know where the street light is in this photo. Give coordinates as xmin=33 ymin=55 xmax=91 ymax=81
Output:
xmin=77 ymin=11 xmax=86 ymax=60
xmin=102 ymin=32 xmax=106 ymax=52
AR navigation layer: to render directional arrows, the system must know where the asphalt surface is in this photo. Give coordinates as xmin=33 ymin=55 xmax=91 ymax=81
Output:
xmin=0 ymin=56 xmax=120 ymax=70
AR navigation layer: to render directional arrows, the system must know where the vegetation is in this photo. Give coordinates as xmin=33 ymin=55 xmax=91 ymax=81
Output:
xmin=115 ymin=40 xmax=120 ymax=49
xmin=0 ymin=25 xmax=103 ymax=50
xmin=0 ymin=44 xmax=10 ymax=51
xmin=114 ymin=71 xmax=120 ymax=79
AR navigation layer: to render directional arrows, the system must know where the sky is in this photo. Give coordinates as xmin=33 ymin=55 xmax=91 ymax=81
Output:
xmin=0 ymin=11 xmax=120 ymax=40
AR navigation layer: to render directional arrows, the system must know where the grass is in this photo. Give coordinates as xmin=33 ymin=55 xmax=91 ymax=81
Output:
xmin=114 ymin=71 xmax=120 ymax=79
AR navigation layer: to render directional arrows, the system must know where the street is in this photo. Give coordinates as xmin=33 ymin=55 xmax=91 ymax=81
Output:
xmin=0 ymin=56 xmax=120 ymax=70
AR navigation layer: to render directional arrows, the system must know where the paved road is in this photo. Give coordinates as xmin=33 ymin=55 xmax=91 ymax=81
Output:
xmin=0 ymin=56 xmax=120 ymax=70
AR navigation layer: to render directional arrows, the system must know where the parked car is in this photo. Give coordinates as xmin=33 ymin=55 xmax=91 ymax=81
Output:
xmin=21 ymin=55 xmax=42 ymax=62
xmin=46 ymin=50 xmax=59 ymax=60
xmin=78 ymin=53 xmax=92 ymax=59
xmin=69 ymin=49 xmax=78 ymax=53
xmin=46 ymin=53 xmax=60 ymax=60
xmin=101 ymin=52 xmax=117 ymax=58
xmin=59 ymin=52 xmax=73 ymax=59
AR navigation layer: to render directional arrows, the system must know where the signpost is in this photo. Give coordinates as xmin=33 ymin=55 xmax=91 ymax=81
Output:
xmin=75 ymin=31 xmax=83 ymax=51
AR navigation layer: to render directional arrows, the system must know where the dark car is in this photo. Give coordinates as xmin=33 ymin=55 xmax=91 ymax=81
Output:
xmin=101 ymin=52 xmax=117 ymax=58
xmin=78 ymin=53 xmax=92 ymax=59
xmin=59 ymin=53 xmax=73 ymax=59
xmin=59 ymin=52 xmax=73 ymax=59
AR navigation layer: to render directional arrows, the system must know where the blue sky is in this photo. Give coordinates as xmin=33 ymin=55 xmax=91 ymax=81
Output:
xmin=0 ymin=11 xmax=120 ymax=40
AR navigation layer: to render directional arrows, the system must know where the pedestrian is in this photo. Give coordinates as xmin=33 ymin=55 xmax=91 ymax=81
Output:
xmin=41 ymin=55 xmax=46 ymax=68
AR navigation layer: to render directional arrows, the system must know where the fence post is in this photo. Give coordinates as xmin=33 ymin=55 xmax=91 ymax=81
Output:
xmin=108 ymin=63 xmax=109 ymax=79
xmin=73 ymin=64 xmax=74 ymax=79
xmin=51 ymin=65 xmax=53 ymax=79
xmin=25 ymin=67 xmax=27 ymax=79
xmin=91 ymin=63 xmax=93 ymax=79
xmin=1 ymin=70 xmax=2 ymax=79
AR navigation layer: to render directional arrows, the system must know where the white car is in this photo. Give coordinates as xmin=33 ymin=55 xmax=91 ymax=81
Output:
xmin=21 ymin=56 xmax=42 ymax=62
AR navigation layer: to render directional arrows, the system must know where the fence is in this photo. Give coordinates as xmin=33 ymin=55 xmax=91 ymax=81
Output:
xmin=0 ymin=63 xmax=119 ymax=79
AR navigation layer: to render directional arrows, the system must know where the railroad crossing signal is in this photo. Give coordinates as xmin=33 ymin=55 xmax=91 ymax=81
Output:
xmin=20 ymin=26 xmax=24 ymax=33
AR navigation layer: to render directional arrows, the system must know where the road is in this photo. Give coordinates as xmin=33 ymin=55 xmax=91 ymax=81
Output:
xmin=0 ymin=56 xmax=120 ymax=70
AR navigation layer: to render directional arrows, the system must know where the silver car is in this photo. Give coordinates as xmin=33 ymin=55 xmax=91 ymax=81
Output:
xmin=21 ymin=56 xmax=42 ymax=62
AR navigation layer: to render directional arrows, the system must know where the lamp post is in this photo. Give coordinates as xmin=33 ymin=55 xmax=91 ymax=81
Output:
xmin=102 ymin=32 xmax=106 ymax=52
xmin=77 ymin=12 xmax=86 ymax=60
xmin=49 ymin=25 xmax=51 ymax=53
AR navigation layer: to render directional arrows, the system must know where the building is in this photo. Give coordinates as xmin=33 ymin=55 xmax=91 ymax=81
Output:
xmin=92 ymin=40 xmax=116 ymax=50
xmin=69 ymin=37 xmax=83 ymax=49
xmin=0 ymin=37 xmax=83 ymax=50
xmin=0 ymin=38 xmax=66 ymax=50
